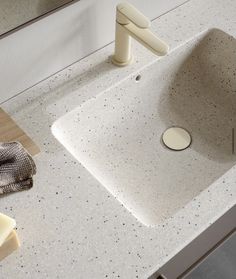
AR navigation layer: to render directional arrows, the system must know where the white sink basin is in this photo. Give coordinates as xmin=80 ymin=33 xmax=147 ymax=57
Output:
xmin=52 ymin=29 xmax=236 ymax=226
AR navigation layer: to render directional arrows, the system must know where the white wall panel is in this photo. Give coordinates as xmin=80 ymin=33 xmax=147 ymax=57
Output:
xmin=0 ymin=0 xmax=188 ymax=103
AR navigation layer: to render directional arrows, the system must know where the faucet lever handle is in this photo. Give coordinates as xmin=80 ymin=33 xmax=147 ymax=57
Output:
xmin=116 ymin=2 xmax=151 ymax=29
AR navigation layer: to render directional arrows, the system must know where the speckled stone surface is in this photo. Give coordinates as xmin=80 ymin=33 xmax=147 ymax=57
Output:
xmin=0 ymin=0 xmax=236 ymax=278
xmin=52 ymin=28 xmax=236 ymax=227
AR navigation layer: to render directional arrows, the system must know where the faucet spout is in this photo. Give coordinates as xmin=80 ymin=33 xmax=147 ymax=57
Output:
xmin=122 ymin=22 xmax=169 ymax=56
xmin=112 ymin=2 xmax=169 ymax=66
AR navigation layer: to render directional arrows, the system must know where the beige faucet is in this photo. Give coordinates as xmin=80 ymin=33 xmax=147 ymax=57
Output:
xmin=112 ymin=2 xmax=169 ymax=66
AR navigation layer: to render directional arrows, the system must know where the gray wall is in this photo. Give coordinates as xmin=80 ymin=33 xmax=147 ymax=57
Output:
xmin=0 ymin=0 xmax=72 ymax=35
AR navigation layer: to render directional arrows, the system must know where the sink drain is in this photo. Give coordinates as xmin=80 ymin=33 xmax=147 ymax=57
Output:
xmin=162 ymin=127 xmax=191 ymax=151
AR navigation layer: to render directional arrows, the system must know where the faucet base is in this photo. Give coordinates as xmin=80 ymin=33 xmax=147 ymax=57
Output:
xmin=111 ymin=55 xmax=133 ymax=67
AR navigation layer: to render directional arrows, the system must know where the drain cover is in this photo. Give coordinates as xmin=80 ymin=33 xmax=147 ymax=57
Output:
xmin=162 ymin=127 xmax=191 ymax=151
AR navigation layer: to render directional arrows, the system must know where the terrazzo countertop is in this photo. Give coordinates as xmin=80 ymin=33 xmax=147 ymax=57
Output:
xmin=1 ymin=0 xmax=236 ymax=278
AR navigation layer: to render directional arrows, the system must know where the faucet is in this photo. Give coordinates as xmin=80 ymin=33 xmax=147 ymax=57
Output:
xmin=112 ymin=2 xmax=169 ymax=66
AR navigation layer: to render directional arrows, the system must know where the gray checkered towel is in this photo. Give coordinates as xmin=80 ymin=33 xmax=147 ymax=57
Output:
xmin=0 ymin=142 xmax=36 ymax=195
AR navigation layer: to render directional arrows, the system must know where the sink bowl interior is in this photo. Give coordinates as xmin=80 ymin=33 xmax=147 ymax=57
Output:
xmin=52 ymin=29 xmax=236 ymax=226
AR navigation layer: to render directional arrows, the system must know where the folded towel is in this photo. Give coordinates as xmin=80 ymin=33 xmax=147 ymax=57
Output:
xmin=0 ymin=142 xmax=36 ymax=195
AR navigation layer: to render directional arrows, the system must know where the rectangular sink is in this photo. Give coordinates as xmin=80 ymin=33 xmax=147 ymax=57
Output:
xmin=52 ymin=29 xmax=236 ymax=226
